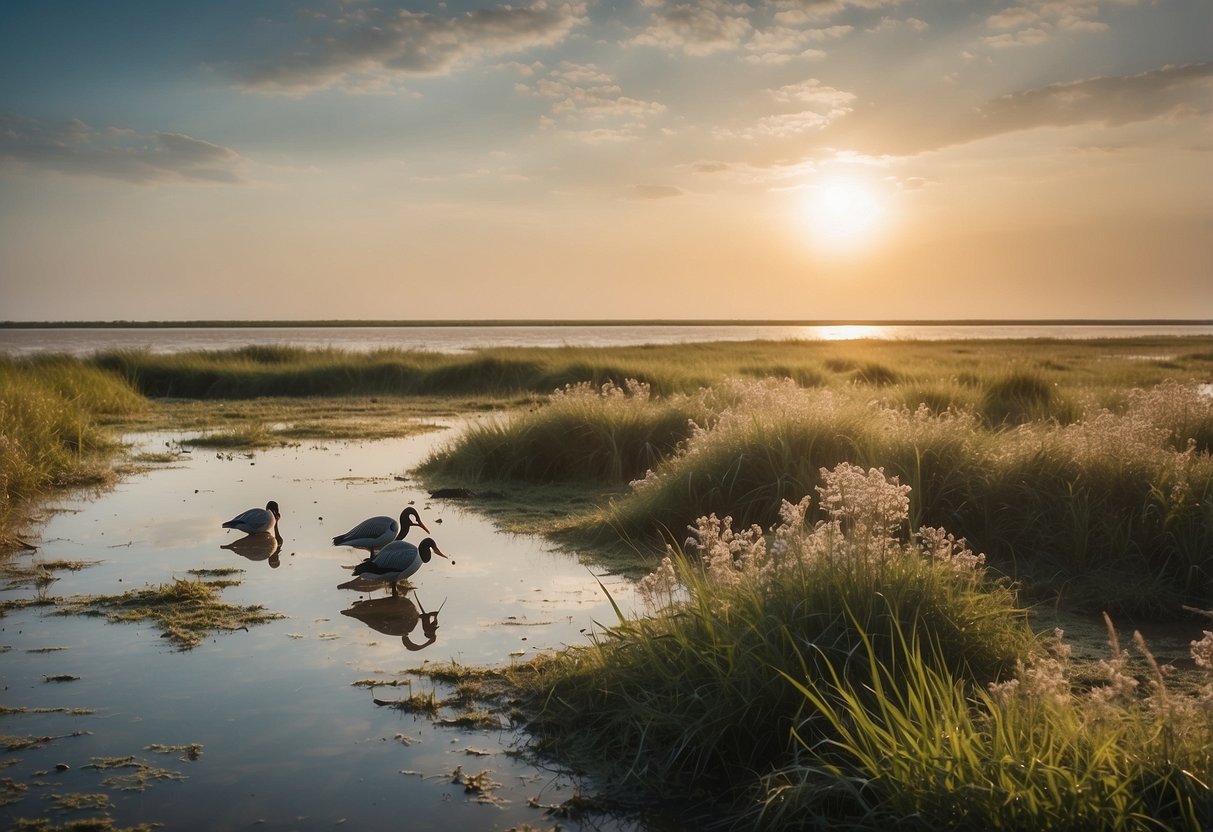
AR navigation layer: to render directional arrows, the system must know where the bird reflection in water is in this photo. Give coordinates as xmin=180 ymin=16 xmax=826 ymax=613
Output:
xmin=221 ymin=528 xmax=284 ymax=568
xmin=341 ymin=592 xmax=442 ymax=651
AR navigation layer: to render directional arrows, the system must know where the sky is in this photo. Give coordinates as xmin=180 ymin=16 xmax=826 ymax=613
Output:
xmin=1 ymin=0 xmax=1210 ymax=322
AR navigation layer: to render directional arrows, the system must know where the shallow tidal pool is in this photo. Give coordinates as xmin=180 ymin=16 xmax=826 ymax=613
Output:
xmin=1 ymin=428 xmax=645 ymax=830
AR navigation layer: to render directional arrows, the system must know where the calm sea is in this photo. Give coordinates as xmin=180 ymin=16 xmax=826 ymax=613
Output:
xmin=2 ymin=322 xmax=1212 ymax=357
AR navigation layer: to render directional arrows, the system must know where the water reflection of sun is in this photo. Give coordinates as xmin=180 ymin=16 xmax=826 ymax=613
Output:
xmin=809 ymin=325 xmax=886 ymax=341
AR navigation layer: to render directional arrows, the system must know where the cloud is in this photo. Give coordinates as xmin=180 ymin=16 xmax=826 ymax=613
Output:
xmin=0 ymin=114 xmax=248 ymax=184
xmin=631 ymin=0 xmax=880 ymax=58
xmin=969 ymin=62 xmax=1213 ymax=136
xmin=981 ymin=0 xmax=1128 ymax=48
xmin=716 ymin=78 xmax=854 ymax=141
xmin=628 ymin=184 xmax=684 ymax=199
xmin=740 ymin=21 xmax=850 ymax=62
xmin=631 ymin=1 xmax=754 ymax=56
xmin=834 ymin=62 xmax=1213 ymax=155
xmin=771 ymin=0 xmax=904 ymax=26
xmin=519 ymin=62 xmax=666 ymax=140
xmin=238 ymin=1 xmax=589 ymax=94
xmin=982 ymin=27 xmax=1051 ymax=48
xmin=771 ymin=78 xmax=856 ymax=112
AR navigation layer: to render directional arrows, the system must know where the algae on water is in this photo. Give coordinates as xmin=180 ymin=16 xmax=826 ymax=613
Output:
xmin=53 ymin=578 xmax=284 ymax=650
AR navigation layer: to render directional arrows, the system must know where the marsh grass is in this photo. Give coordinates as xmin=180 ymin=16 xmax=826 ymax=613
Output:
xmin=979 ymin=370 xmax=1078 ymax=426
xmin=509 ymin=466 xmax=1034 ymax=794
xmin=371 ymin=691 xmax=440 ymax=715
xmin=7 ymin=338 xmax=1212 ymax=616
xmin=494 ymin=465 xmax=1213 ymax=830
xmin=427 ymin=374 xmax=1213 ymax=614
xmin=113 ymin=396 xmax=462 ymax=452
xmin=420 ymin=379 xmax=698 ymax=484
xmin=758 ymin=628 xmax=1213 ymax=831
xmin=0 ymin=357 xmax=144 ymax=545
xmin=87 ymin=337 xmax=1213 ymax=401
xmin=0 ymin=558 xmax=97 ymax=592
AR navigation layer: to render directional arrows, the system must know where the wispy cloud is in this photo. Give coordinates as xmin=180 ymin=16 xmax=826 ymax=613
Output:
xmin=0 ymin=114 xmax=248 ymax=184
xmin=518 ymin=62 xmax=666 ymax=142
xmin=238 ymin=0 xmax=589 ymax=94
xmin=770 ymin=0 xmax=905 ymax=26
xmin=741 ymin=21 xmax=850 ymax=62
xmin=716 ymin=78 xmax=855 ymax=140
xmin=632 ymin=1 xmax=878 ymax=59
xmin=981 ymin=0 xmax=1133 ymax=48
xmin=968 ymin=62 xmax=1213 ymax=135
xmin=627 ymin=183 xmax=684 ymax=199
xmin=631 ymin=1 xmax=754 ymax=56
xmin=836 ymin=62 xmax=1213 ymax=155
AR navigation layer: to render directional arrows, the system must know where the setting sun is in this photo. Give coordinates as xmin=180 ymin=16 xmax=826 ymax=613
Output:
xmin=800 ymin=177 xmax=888 ymax=254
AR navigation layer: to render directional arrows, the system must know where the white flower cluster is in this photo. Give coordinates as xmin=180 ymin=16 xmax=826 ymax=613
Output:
xmin=1126 ymin=379 xmax=1212 ymax=449
xmin=636 ymin=555 xmax=679 ymax=607
xmin=637 ymin=462 xmax=970 ymax=608
xmin=683 ymin=511 xmax=767 ymax=590
xmin=989 ymin=619 xmax=1213 ymax=722
xmin=551 ymin=378 xmax=652 ymax=401
xmin=1193 ymin=630 xmax=1213 ymax=671
xmin=988 ymin=629 xmax=1073 ymax=709
xmin=816 ymin=462 xmax=910 ymax=547
xmin=916 ymin=526 xmax=986 ymax=573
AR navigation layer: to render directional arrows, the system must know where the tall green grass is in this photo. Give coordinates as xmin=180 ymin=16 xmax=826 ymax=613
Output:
xmin=978 ymin=369 xmax=1079 ymax=426
xmin=0 ymin=356 xmax=145 ymax=540
xmin=419 ymin=379 xmax=699 ymax=484
xmin=759 ymin=625 xmax=1212 ymax=831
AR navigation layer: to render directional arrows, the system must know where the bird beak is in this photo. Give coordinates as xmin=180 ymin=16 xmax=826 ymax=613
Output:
xmin=418 ymin=521 xmax=431 ymax=534
xmin=433 ymin=546 xmax=450 ymax=560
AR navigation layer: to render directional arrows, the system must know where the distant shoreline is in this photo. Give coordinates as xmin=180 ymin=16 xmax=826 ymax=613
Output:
xmin=3 ymin=319 xmax=1211 ymax=330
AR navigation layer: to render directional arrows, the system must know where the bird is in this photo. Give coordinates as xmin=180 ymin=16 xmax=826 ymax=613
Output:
xmin=332 ymin=506 xmax=429 ymax=556
xmin=222 ymin=501 xmax=280 ymax=535
xmin=351 ymin=537 xmax=449 ymax=596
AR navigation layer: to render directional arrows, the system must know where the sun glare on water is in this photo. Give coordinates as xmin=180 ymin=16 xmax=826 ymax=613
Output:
xmin=799 ymin=177 xmax=889 ymax=255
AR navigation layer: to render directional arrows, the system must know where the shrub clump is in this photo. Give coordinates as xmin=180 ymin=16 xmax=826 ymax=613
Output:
xmin=513 ymin=464 xmax=1033 ymax=798
xmin=421 ymin=379 xmax=698 ymax=483
xmin=979 ymin=370 xmax=1076 ymax=426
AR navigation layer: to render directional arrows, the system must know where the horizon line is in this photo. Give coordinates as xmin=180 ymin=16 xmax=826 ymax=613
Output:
xmin=3 ymin=318 xmax=1212 ymax=330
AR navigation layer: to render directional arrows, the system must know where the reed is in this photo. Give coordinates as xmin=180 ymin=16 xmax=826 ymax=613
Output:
xmin=0 ymin=357 xmax=145 ymax=543
xmin=757 ymin=625 xmax=1212 ymax=831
